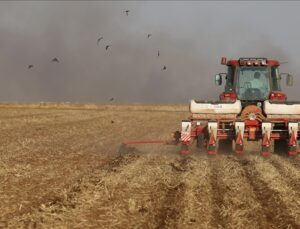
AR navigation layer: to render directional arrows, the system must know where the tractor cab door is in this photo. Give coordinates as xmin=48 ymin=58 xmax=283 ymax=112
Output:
xmin=224 ymin=66 xmax=235 ymax=92
xmin=270 ymin=67 xmax=282 ymax=91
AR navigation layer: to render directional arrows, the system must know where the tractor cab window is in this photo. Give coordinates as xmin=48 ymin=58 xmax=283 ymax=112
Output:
xmin=236 ymin=67 xmax=270 ymax=100
xmin=271 ymin=67 xmax=281 ymax=91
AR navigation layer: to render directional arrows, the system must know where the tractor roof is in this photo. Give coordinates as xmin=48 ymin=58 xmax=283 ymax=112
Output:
xmin=227 ymin=58 xmax=280 ymax=67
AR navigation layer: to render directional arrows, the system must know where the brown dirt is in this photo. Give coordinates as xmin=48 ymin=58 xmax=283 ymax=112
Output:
xmin=0 ymin=104 xmax=299 ymax=228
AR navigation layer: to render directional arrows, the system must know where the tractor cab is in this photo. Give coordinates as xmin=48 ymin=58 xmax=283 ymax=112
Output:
xmin=216 ymin=58 xmax=293 ymax=106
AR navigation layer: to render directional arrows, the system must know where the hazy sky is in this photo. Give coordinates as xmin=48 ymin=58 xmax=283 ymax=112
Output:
xmin=0 ymin=1 xmax=300 ymax=103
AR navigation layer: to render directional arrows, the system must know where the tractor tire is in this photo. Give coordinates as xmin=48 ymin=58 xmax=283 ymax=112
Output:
xmin=218 ymin=139 xmax=233 ymax=153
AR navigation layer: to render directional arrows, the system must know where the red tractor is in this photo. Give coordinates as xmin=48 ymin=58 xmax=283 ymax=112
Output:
xmin=121 ymin=57 xmax=299 ymax=156
xmin=180 ymin=57 xmax=299 ymax=156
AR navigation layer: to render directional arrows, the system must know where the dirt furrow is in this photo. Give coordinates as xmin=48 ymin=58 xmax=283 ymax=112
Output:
xmin=153 ymin=156 xmax=191 ymax=229
xmin=176 ymin=154 xmax=212 ymax=228
xmin=286 ymin=156 xmax=300 ymax=170
xmin=93 ymin=152 xmax=182 ymax=229
xmin=209 ymin=156 xmax=227 ymax=229
xmin=154 ymin=182 xmax=186 ymax=229
xmin=237 ymin=156 xmax=299 ymax=228
xmin=269 ymin=155 xmax=300 ymax=195
xmin=211 ymin=155 xmax=266 ymax=228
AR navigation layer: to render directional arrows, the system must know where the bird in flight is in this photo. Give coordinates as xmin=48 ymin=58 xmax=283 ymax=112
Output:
xmin=105 ymin=45 xmax=111 ymax=50
xmin=52 ymin=58 xmax=59 ymax=63
xmin=97 ymin=37 xmax=103 ymax=45
xmin=124 ymin=10 xmax=130 ymax=16
xmin=28 ymin=65 xmax=33 ymax=69
xmin=147 ymin=34 xmax=151 ymax=38
xmin=162 ymin=65 xmax=167 ymax=70
xmin=109 ymin=97 xmax=114 ymax=101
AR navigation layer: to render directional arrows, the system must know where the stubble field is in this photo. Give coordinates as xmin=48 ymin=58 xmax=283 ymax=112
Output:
xmin=0 ymin=103 xmax=300 ymax=228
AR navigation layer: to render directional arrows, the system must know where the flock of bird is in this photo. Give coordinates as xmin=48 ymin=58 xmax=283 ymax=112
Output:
xmin=28 ymin=10 xmax=167 ymax=71
xmin=96 ymin=33 xmax=165 ymax=70
xmin=96 ymin=10 xmax=167 ymax=70
xmin=26 ymin=9 xmax=167 ymax=104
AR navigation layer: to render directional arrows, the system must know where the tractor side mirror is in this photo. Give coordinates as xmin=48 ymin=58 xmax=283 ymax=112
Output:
xmin=286 ymin=74 xmax=293 ymax=86
xmin=215 ymin=74 xmax=222 ymax=85
xmin=280 ymin=73 xmax=293 ymax=86
xmin=215 ymin=74 xmax=224 ymax=86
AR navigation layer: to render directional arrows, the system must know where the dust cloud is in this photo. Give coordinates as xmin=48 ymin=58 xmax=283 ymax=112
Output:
xmin=0 ymin=2 xmax=299 ymax=103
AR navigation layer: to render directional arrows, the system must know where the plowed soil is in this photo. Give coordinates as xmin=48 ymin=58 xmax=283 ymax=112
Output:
xmin=0 ymin=104 xmax=300 ymax=228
